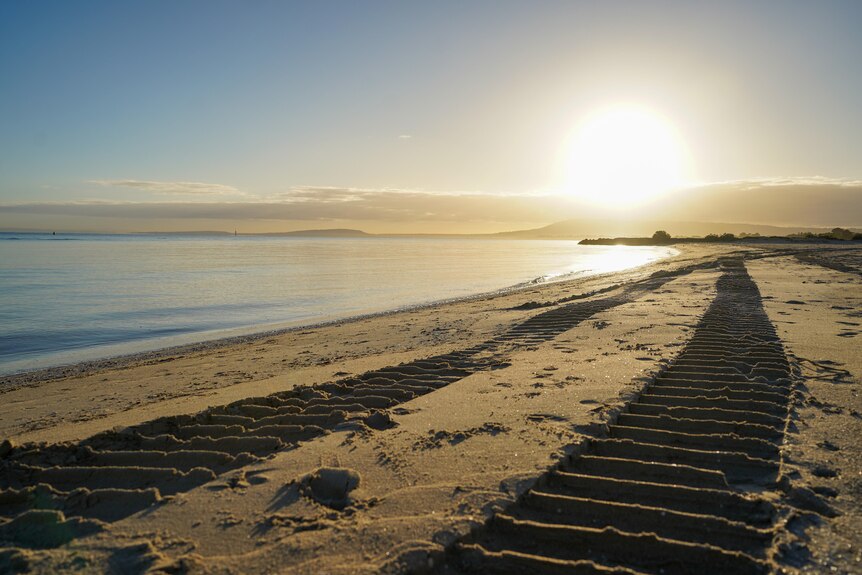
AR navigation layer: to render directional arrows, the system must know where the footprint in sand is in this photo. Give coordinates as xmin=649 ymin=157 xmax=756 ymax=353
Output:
xmin=811 ymin=465 xmax=839 ymax=478
xmin=298 ymin=467 xmax=361 ymax=511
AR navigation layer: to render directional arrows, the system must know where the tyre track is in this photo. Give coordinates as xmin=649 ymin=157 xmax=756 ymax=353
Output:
xmin=441 ymin=258 xmax=792 ymax=575
xmin=0 ymin=263 xmax=708 ymax=542
xmin=795 ymin=250 xmax=862 ymax=276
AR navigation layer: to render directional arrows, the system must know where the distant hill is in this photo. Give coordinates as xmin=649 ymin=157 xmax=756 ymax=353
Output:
xmin=140 ymin=230 xmax=232 ymax=236
xmin=137 ymin=228 xmax=372 ymax=237
xmin=493 ymin=219 xmax=860 ymax=240
xmin=258 ymin=228 xmax=372 ymax=237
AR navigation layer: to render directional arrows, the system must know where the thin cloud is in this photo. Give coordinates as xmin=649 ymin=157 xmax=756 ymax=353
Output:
xmin=655 ymin=177 xmax=862 ymax=227
xmin=0 ymin=189 xmax=566 ymax=223
xmin=755 ymin=176 xmax=862 ymax=188
xmin=693 ymin=176 xmax=862 ymax=191
xmin=276 ymin=185 xmax=548 ymax=202
xmin=3 ymin=178 xmax=859 ymax=228
xmin=87 ymin=179 xmax=246 ymax=196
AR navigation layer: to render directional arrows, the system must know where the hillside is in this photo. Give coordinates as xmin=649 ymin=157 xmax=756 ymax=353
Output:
xmin=493 ymin=219 xmax=860 ymax=240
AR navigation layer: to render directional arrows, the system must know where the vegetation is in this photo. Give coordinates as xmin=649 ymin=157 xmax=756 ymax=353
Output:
xmin=704 ymin=233 xmax=736 ymax=242
xmin=789 ymin=227 xmax=862 ymax=241
xmin=580 ymin=226 xmax=861 ymax=246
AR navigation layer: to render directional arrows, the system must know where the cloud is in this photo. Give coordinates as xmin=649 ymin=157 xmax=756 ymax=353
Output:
xmin=87 ymin=179 xmax=245 ymax=196
xmin=656 ymin=177 xmax=862 ymax=227
xmin=3 ymin=178 xmax=860 ymax=229
xmin=693 ymin=176 xmax=862 ymax=191
xmin=758 ymin=176 xmax=862 ymax=188
xmin=275 ymin=185 xmax=543 ymax=202
xmin=398 ymin=134 xmax=413 ymax=139
xmin=0 ymin=187 xmax=565 ymax=224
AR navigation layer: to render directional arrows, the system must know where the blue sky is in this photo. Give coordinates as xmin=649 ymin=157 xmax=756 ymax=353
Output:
xmin=1 ymin=1 xmax=861 ymax=231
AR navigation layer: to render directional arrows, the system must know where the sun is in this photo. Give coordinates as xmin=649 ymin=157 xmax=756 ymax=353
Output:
xmin=562 ymin=104 xmax=689 ymax=207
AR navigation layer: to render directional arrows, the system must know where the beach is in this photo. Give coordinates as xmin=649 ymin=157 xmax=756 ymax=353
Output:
xmin=4 ymin=2 xmax=861 ymax=573
xmin=1 ymin=243 xmax=861 ymax=574
xmin=0 ymin=234 xmax=675 ymax=376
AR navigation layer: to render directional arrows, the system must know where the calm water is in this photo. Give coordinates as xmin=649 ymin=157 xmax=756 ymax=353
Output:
xmin=0 ymin=233 xmax=675 ymax=374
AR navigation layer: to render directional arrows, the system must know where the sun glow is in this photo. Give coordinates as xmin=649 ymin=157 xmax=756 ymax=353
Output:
xmin=563 ymin=105 xmax=690 ymax=207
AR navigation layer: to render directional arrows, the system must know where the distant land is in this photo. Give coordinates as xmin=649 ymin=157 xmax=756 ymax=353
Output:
xmin=490 ymin=219 xmax=862 ymax=240
xmin=145 ymin=229 xmax=372 ymax=237
xmin=253 ymin=228 xmax=372 ymax=238
xmin=275 ymin=220 xmax=862 ymax=239
xmin=3 ymin=221 xmax=860 ymax=239
xmin=141 ymin=230 xmax=232 ymax=236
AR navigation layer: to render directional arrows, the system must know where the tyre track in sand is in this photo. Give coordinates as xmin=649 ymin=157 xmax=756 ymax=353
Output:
xmin=795 ymin=249 xmax=862 ymax=277
xmin=440 ymin=258 xmax=795 ymax=575
xmin=0 ymin=261 xmax=712 ymax=545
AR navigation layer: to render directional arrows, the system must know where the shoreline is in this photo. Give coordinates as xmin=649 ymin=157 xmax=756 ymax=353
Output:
xmin=0 ymin=245 xmax=704 ymax=445
xmin=0 ymin=246 xmax=679 ymax=386
xmin=2 ymin=243 xmax=861 ymax=575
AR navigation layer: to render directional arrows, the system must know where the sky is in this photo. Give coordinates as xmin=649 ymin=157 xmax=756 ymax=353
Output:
xmin=1 ymin=1 xmax=861 ymax=233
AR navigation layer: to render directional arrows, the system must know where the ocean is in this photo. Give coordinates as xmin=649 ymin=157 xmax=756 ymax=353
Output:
xmin=0 ymin=233 xmax=675 ymax=374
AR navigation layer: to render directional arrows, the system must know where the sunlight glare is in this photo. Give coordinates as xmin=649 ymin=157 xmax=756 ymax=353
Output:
xmin=563 ymin=105 xmax=689 ymax=207
xmin=588 ymin=246 xmax=678 ymax=275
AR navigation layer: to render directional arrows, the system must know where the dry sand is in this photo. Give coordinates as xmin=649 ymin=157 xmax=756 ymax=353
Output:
xmin=748 ymin=253 xmax=862 ymax=572
xmin=1 ymin=243 xmax=860 ymax=574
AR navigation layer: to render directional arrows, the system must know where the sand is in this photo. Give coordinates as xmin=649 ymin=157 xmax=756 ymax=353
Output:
xmin=748 ymin=253 xmax=862 ymax=572
xmin=1 ymin=243 xmax=860 ymax=574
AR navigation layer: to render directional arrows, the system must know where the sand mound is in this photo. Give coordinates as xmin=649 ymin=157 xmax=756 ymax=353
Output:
xmin=299 ymin=467 xmax=360 ymax=510
xmin=0 ymin=509 xmax=102 ymax=549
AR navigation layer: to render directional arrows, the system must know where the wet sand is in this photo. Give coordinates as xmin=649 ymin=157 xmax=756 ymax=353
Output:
xmin=1 ymin=244 xmax=861 ymax=574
